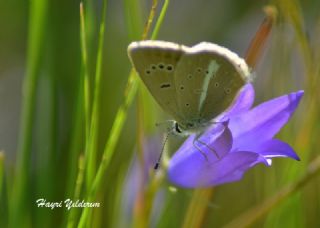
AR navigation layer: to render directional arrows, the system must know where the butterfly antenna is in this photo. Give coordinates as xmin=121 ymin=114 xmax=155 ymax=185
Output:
xmin=154 ymin=133 xmax=170 ymax=170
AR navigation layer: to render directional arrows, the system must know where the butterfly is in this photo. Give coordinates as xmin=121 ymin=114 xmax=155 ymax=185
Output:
xmin=128 ymin=40 xmax=252 ymax=137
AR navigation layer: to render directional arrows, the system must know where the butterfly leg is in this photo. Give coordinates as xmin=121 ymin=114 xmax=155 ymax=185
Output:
xmin=192 ymin=137 xmax=209 ymax=162
xmin=194 ymin=134 xmax=220 ymax=160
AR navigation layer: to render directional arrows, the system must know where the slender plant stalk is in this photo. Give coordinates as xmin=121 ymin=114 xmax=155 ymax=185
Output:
xmin=124 ymin=0 xmax=143 ymax=40
xmin=245 ymin=5 xmax=277 ymax=68
xmin=0 ymin=151 xmax=4 ymax=199
xmin=142 ymin=0 xmax=159 ymax=40
xmin=67 ymin=155 xmax=85 ymax=228
xmin=85 ymin=0 xmax=108 ymax=191
xmin=133 ymin=86 xmax=147 ymax=228
xmin=64 ymin=1 xmax=89 ymax=201
xmin=182 ymin=189 xmax=214 ymax=228
xmin=223 ymin=156 xmax=320 ymax=228
xmin=9 ymin=0 xmax=48 ymax=226
xmin=144 ymin=170 xmax=166 ymax=226
xmin=0 ymin=151 xmax=6 ymax=227
xmin=80 ymin=2 xmax=91 ymax=140
xmin=77 ymin=0 xmax=171 ymax=226
xmin=151 ymin=0 xmax=169 ymax=40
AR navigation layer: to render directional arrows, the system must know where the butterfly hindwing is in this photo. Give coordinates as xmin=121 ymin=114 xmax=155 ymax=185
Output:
xmin=174 ymin=43 xmax=248 ymax=126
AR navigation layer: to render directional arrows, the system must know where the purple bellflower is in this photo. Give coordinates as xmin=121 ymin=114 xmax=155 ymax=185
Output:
xmin=168 ymin=84 xmax=304 ymax=188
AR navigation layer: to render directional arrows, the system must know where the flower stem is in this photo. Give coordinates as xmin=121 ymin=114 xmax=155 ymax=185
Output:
xmin=182 ymin=188 xmax=214 ymax=228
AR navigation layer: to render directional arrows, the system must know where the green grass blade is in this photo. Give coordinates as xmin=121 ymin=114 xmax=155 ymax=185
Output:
xmin=77 ymin=0 xmax=171 ymax=225
xmin=85 ymin=0 xmax=108 ymax=190
xmin=9 ymin=0 xmax=49 ymax=226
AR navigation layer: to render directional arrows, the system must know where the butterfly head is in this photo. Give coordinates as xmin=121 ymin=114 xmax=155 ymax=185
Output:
xmin=172 ymin=120 xmax=210 ymax=137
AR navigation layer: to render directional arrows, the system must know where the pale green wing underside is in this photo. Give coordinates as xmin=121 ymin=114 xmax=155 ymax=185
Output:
xmin=128 ymin=41 xmax=251 ymax=129
xmin=174 ymin=42 xmax=248 ymax=126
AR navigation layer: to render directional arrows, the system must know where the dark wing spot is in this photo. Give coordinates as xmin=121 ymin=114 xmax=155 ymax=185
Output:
xmin=158 ymin=63 xmax=164 ymax=69
xmin=180 ymin=85 xmax=184 ymax=90
xmin=224 ymin=88 xmax=231 ymax=94
xmin=185 ymin=103 xmax=190 ymax=107
xmin=188 ymin=74 xmax=193 ymax=79
xmin=160 ymin=83 xmax=171 ymax=88
xmin=197 ymin=68 xmax=202 ymax=73
xmin=214 ymin=82 xmax=219 ymax=87
xmin=151 ymin=64 xmax=157 ymax=70
xmin=166 ymin=65 xmax=173 ymax=71
xmin=205 ymin=70 xmax=209 ymax=74
xmin=145 ymin=69 xmax=151 ymax=74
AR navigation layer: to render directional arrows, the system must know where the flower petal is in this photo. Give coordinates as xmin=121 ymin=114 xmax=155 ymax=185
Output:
xmin=229 ymin=91 xmax=304 ymax=150
xmin=168 ymin=151 xmax=267 ymax=188
xmin=198 ymin=122 xmax=233 ymax=158
xmin=254 ymin=139 xmax=300 ymax=161
xmin=225 ymin=83 xmax=255 ymax=117
xmin=174 ymin=122 xmax=232 ymax=167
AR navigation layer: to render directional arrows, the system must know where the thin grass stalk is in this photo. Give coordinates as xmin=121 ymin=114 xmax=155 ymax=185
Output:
xmin=9 ymin=0 xmax=49 ymax=226
xmin=67 ymin=155 xmax=85 ymax=228
xmin=85 ymin=0 xmax=108 ymax=191
xmin=0 ymin=151 xmax=4 ymax=200
xmin=64 ymin=2 xmax=91 ymax=221
xmin=133 ymin=86 xmax=147 ymax=228
xmin=77 ymin=0 xmax=169 ymax=225
xmin=0 ymin=151 xmax=6 ymax=227
xmin=80 ymin=2 xmax=91 ymax=140
xmin=124 ymin=0 xmax=143 ymax=40
xmin=150 ymin=0 xmax=169 ymax=40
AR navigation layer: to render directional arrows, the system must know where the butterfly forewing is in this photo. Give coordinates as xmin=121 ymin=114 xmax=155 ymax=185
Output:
xmin=128 ymin=41 xmax=186 ymax=122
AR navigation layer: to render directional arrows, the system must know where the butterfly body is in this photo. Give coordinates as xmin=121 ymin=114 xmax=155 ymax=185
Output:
xmin=128 ymin=40 xmax=251 ymax=135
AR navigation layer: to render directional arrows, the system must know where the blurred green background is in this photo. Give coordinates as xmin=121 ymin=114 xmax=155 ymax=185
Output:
xmin=0 ymin=0 xmax=320 ymax=227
